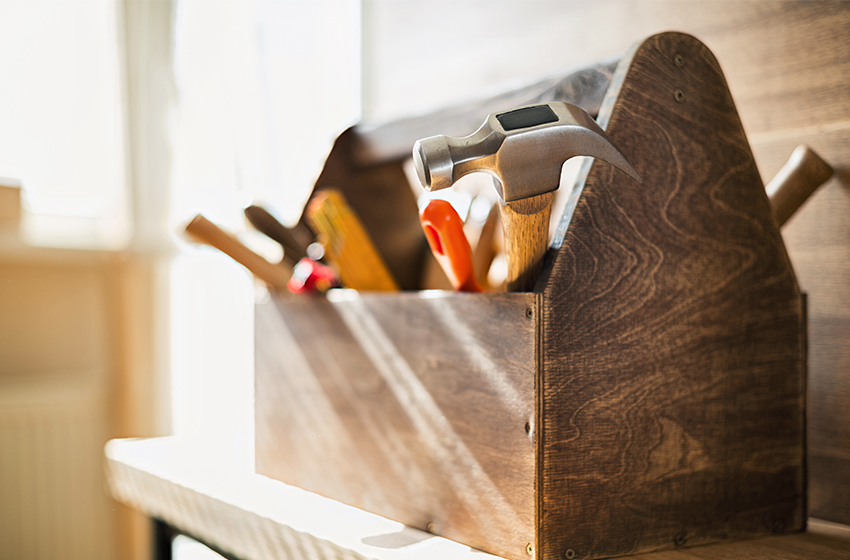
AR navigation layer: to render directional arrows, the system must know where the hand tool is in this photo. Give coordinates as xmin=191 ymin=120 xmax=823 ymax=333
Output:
xmin=305 ymin=188 xmax=399 ymax=292
xmin=765 ymin=145 xmax=833 ymax=228
xmin=471 ymin=201 xmax=500 ymax=290
xmin=420 ymin=199 xmax=483 ymax=293
xmin=244 ymin=205 xmax=312 ymax=266
xmin=288 ymin=257 xmax=340 ymax=295
xmin=412 ymin=101 xmax=641 ymax=291
xmin=184 ymin=214 xmax=292 ymax=292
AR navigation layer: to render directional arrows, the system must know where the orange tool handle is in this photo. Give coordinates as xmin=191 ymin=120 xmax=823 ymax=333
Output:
xmin=420 ymin=200 xmax=483 ymax=293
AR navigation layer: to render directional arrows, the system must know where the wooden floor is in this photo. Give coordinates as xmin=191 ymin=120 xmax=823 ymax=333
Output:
xmin=105 ymin=437 xmax=850 ymax=560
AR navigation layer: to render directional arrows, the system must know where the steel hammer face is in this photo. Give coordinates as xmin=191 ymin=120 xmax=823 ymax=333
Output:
xmin=412 ymin=101 xmax=641 ymax=204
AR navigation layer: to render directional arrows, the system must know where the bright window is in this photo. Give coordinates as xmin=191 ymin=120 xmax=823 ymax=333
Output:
xmin=0 ymin=0 xmax=127 ymax=248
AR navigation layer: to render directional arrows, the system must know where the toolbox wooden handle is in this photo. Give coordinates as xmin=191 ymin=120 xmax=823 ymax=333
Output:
xmin=766 ymin=145 xmax=833 ymax=227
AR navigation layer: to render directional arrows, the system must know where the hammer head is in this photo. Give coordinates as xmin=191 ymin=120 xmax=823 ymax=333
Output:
xmin=412 ymin=101 xmax=641 ymax=203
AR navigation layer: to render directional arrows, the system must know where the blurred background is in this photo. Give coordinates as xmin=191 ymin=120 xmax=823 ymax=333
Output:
xmin=0 ymin=1 xmax=846 ymax=559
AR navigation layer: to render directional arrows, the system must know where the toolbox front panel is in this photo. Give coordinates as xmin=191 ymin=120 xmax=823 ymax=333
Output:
xmin=255 ymin=290 xmax=538 ymax=560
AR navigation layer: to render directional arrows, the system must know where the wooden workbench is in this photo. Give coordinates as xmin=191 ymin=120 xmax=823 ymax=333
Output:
xmin=105 ymin=437 xmax=850 ymax=560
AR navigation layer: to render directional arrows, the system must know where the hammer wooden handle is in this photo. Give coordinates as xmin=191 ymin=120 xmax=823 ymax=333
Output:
xmin=184 ymin=214 xmax=291 ymax=292
xmin=501 ymin=191 xmax=554 ymax=292
xmin=766 ymin=145 xmax=833 ymax=227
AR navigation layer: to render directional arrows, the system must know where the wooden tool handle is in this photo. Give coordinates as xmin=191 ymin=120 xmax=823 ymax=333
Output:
xmin=472 ymin=202 xmax=500 ymax=290
xmin=184 ymin=214 xmax=291 ymax=292
xmin=766 ymin=145 xmax=833 ymax=227
xmin=244 ymin=205 xmax=309 ymax=265
xmin=500 ymin=191 xmax=554 ymax=292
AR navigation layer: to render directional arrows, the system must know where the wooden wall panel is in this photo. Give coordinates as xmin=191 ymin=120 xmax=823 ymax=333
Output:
xmin=753 ymin=130 xmax=850 ymax=525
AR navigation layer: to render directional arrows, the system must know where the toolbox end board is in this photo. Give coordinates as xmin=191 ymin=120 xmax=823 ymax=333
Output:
xmin=255 ymin=290 xmax=538 ymax=560
xmin=538 ymin=32 xmax=806 ymax=559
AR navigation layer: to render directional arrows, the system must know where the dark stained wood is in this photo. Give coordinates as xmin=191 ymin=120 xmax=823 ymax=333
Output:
xmin=255 ymin=290 xmax=538 ymax=560
xmin=501 ymin=192 xmax=555 ymax=292
xmin=629 ymin=530 xmax=850 ymax=560
xmin=255 ymin=29 xmax=836 ymax=560
xmin=538 ymin=32 xmax=806 ymax=559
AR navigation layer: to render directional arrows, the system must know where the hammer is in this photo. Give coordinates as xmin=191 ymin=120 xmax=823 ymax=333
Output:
xmin=412 ymin=101 xmax=641 ymax=291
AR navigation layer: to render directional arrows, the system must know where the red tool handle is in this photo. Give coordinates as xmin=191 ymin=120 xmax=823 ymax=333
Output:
xmin=420 ymin=200 xmax=483 ymax=293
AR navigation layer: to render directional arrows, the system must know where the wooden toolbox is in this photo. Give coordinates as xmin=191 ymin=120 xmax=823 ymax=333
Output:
xmin=255 ymin=33 xmax=806 ymax=560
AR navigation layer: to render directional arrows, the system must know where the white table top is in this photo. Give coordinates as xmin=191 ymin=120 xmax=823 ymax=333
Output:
xmin=106 ymin=436 xmax=503 ymax=560
xmin=106 ymin=436 xmax=850 ymax=560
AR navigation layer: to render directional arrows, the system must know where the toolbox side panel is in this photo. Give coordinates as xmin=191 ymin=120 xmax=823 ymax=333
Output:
xmin=538 ymin=33 xmax=806 ymax=559
xmin=255 ymin=290 xmax=537 ymax=560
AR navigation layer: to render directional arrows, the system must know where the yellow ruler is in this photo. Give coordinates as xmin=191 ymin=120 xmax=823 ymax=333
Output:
xmin=306 ymin=189 xmax=399 ymax=291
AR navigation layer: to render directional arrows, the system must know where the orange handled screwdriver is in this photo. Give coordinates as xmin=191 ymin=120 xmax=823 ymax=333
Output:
xmin=420 ymin=199 xmax=482 ymax=293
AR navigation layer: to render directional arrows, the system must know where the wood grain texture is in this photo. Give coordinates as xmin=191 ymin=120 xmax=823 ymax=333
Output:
xmin=255 ymin=290 xmax=538 ymax=560
xmin=501 ymin=192 xmax=554 ymax=292
xmin=106 ymin=438 xmax=850 ymax=560
xmin=539 ymin=33 xmax=806 ymax=559
xmin=106 ymin=437 xmax=506 ymax=560
xmin=628 ymin=529 xmax=850 ymax=560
